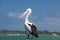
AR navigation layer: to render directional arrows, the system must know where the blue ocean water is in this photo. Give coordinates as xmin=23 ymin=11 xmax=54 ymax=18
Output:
xmin=0 ymin=34 xmax=60 ymax=40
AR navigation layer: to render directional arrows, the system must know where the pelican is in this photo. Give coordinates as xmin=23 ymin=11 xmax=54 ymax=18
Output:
xmin=20 ymin=8 xmax=38 ymax=39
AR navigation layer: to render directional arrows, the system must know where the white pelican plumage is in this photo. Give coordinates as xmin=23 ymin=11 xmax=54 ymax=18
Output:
xmin=20 ymin=8 xmax=38 ymax=39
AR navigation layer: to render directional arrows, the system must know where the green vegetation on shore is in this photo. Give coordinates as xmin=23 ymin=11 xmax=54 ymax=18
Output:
xmin=0 ymin=30 xmax=60 ymax=35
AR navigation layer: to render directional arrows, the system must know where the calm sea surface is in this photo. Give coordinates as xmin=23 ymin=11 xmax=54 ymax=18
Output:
xmin=0 ymin=34 xmax=60 ymax=40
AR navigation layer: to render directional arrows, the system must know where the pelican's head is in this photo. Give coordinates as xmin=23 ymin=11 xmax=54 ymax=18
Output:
xmin=19 ymin=8 xmax=32 ymax=19
xmin=26 ymin=8 xmax=32 ymax=14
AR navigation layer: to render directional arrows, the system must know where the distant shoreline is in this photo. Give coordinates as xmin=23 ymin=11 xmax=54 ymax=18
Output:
xmin=0 ymin=30 xmax=60 ymax=36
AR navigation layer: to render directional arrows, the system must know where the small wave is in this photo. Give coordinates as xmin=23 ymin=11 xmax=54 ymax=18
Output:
xmin=8 ymin=34 xmax=20 ymax=36
xmin=7 ymin=34 xmax=26 ymax=36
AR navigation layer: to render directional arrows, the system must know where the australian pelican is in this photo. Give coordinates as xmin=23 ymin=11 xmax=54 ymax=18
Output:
xmin=20 ymin=8 xmax=38 ymax=39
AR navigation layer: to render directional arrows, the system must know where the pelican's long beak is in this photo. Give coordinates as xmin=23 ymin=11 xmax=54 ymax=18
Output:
xmin=19 ymin=10 xmax=27 ymax=19
xmin=19 ymin=8 xmax=32 ymax=19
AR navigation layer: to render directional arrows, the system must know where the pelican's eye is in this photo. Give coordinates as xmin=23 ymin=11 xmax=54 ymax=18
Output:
xmin=27 ymin=10 xmax=29 ymax=13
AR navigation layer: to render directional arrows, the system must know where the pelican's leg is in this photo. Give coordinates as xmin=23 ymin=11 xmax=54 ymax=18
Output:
xmin=27 ymin=34 xmax=29 ymax=39
xmin=26 ymin=33 xmax=30 ymax=40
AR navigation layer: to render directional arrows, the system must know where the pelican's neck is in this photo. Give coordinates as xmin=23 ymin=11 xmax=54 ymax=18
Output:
xmin=25 ymin=9 xmax=32 ymax=23
xmin=25 ymin=14 xmax=29 ymax=22
xmin=25 ymin=15 xmax=32 ymax=25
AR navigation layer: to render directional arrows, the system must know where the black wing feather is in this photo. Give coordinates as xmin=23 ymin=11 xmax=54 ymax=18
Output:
xmin=28 ymin=23 xmax=38 ymax=37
